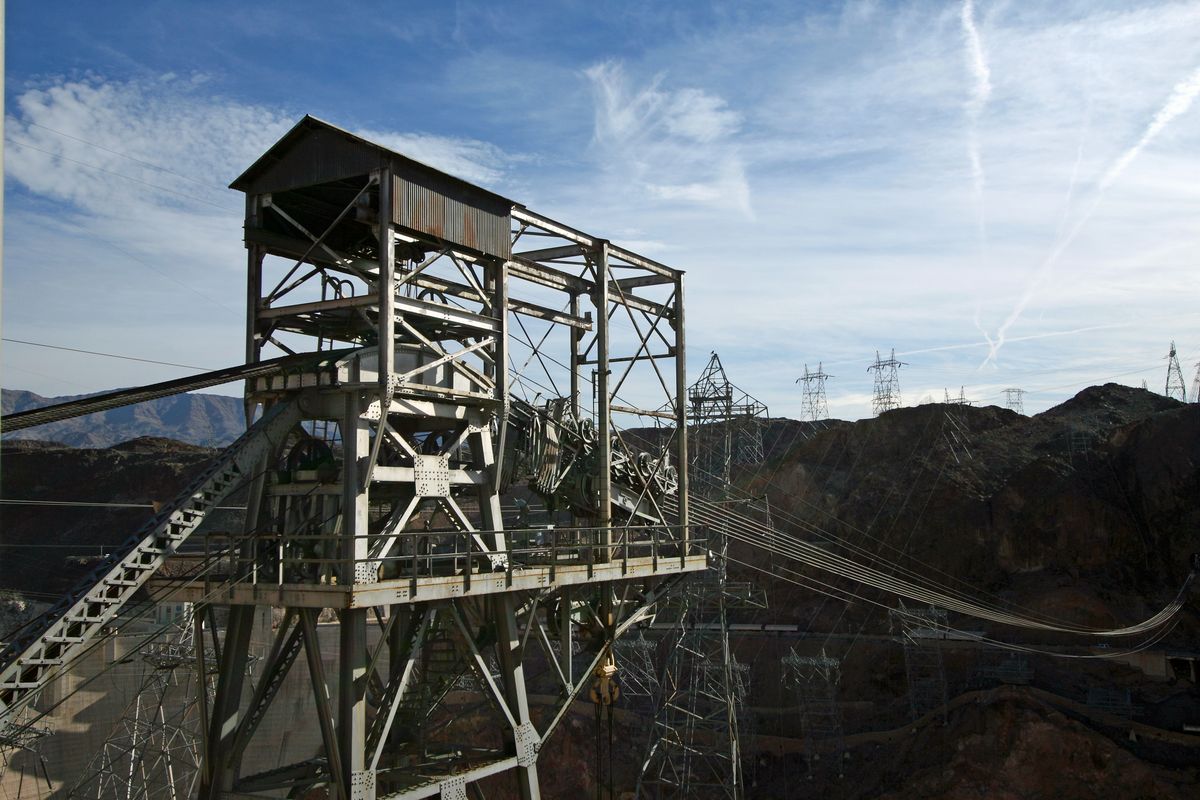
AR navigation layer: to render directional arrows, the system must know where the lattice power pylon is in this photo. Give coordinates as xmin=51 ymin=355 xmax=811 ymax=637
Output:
xmin=0 ymin=694 xmax=52 ymax=799
xmin=867 ymin=349 xmax=906 ymax=416
xmin=1003 ymin=387 xmax=1025 ymax=414
xmin=613 ymin=632 xmax=660 ymax=715
xmin=782 ymin=649 xmax=843 ymax=780
xmin=1193 ymin=361 xmax=1200 ymax=404
xmin=796 ymin=363 xmax=833 ymax=422
xmin=1165 ymin=341 xmax=1187 ymax=401
xmin=637 ymin=535 xmax=761 ymax=800
xmin=889 ymin=605 xmax=949 ymax=724
xmin=943 ymin=387 xmax=971 ymax=406
xmin=688 ymin=353 xmax=769 ymax=495
xmin=69 ymin=607 xmax=216 ymax=800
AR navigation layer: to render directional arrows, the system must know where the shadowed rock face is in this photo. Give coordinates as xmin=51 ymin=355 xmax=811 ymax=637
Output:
xmin=872 ymin=692 xmax=1199 ymax=800
xmin=747 ymin=384 xmax=1200 ymax=624
xmin=2 ymin=383 xmax=1198 ymax=797
xmin=0 ymin=437 xmax=242 ymax=596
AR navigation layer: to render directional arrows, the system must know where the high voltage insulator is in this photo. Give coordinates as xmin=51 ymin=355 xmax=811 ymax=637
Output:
xmin=1003 ymin=387 xmax=1026 ymax=414
xmin=1164 ymin=341 xmax=1187 ymax=402
xmin=867 ymin=349 xmax=906 ymax=416
xmin=796 ymin=362 xmax=833 ymax=421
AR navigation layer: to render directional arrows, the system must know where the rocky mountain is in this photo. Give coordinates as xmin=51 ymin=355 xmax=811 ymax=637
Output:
xmin=1 ymin=387 xmax=245 ymax=447
xmin=744 ymin=384 xmax=1199 ymax=625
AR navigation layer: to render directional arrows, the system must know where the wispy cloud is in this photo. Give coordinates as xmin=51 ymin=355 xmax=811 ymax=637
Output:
xmin=983 ymin=61 xmax=1200 ymax=367
xmin=2 ymin=74 xmax=516 ymax=390
xmin=1098 ymin=64 xmax=1200 ymax=191
xmin=960 ymin=0 xmax=992 ymax=241
xmin=584 ymin=61 xmax=751 ymax=217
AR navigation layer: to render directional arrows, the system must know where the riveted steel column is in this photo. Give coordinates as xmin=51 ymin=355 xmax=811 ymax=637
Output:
xmin=378 ymin=169 xmax=395 ymax=396
xmin=339 ymin=393 xmax=371 ymax=793
xmin=595 ymin=242 xmax=612 ymax=546
xmin=674 ymin=270 xmax=688 ymax=542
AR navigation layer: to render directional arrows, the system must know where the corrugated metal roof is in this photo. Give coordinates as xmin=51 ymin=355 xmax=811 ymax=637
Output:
xmin=231 ymin=116 xmax=513 ymax=203
xmin=231 ymin=116 xmax=516 ymax=258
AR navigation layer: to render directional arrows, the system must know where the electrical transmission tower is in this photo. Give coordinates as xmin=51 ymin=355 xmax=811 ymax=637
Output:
xmin=1192 ymin=361 xmax=1200 ymax=404
xmin=889 ymin=605 xmax=949 ymax=724
xmin=782 ymin=649 xmax=843 ymax=781
xmin=0 ymin=693 xmax=52 ymax=798
xmin=1003 ymin=388 xmax=1025 ymax=414
xmin=867 ymin=349 xmax=906 ymax=416
xmin=637 ymin=533 xmax=762 ymax=800
xmin=796 ymin=363 xmax=833 ymax=421
xmin=69 ymin=607 xmax=219 ymax=800
xmin=613 ymin=632 xmax=660 ymax=715
xmin=943 ymin=387 xmax=972 ymax=406
xmin=688 ymin=353 xmax=770 ymax=494
xmin=1165 ymin=341 xmax=1187 ymax=401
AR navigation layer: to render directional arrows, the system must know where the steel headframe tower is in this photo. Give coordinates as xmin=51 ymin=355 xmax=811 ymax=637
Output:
xmin=687 ymin=353 xmax=769 ymax=495
xmin=189 ymin=117 xmax=707 ymax=800
xmin=867 ymin=349 xmax=906 ymax=416
xmin=1003 ymin=388 xmax=1025 ymax=414
xmin=1165 ymin=341 xmax=1188 ymax=401
xmin=0 ymin=117 xmax=703 ymax=800
xmin=796 ymin=363 xmax=832 ymax=421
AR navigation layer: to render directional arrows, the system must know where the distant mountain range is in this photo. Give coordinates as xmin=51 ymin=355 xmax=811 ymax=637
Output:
xmin=1 ymin=388 xmax=246 ymax=448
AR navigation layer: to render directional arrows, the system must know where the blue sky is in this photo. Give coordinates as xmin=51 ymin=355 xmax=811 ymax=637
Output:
xmin=4 ymin=0 xmax=1200 ymax=419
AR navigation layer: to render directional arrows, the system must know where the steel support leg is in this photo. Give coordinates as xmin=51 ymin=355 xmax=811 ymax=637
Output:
xmin=495 ymin=594 xmax=539 ymax=799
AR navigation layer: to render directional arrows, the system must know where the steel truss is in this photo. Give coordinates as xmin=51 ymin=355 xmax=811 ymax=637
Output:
xmin=0 ymin=693 xmax=51 ymax=799
xmin=636 ymin=534 xmax=763 ymax=800
xmin=69 ymin=606 xmax=222 ymax=800
xmin=889 ymin=605 xmax=949 ymax=724
xmin=796 ymin=363 xmax=832 ymax=422
xmin=638 ymin=353 xmax=768 ymax=799
xmin=1165 ymin=341 xmax=1187 ymax=402
xmin=782 ymin=649 xmax=843 ymax=780
xmin=0 ymin=118 xmax=708 ymax=800
xmin=168 ymin=118 xmax=705 ymax=800
xmin=867 ymin=350 xmax=906 ymax=416
xmin=687 ymin=353 xmax=769 ymax=496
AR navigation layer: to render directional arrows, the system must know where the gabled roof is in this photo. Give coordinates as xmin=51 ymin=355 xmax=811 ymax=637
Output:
xmin=229 ymin=115 xmax=515 ymax=208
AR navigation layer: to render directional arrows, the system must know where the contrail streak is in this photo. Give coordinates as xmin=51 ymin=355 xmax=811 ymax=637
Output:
xmin=983 ymin=63 xmax=1200 ymax=367
xmin=961 ymin=0 xmax=992 ymax=241
xmin=1056 ymin=102 xmax=1090 ymax=240
xmin=901 ymin=322 xmax=1132 ymax=358
xmin=1100 ymin=64 xmax=1200 ymax=190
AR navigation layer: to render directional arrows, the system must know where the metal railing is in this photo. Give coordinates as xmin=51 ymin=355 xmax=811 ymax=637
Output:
xmin=197 ymin=524 xmax=708 ymax=596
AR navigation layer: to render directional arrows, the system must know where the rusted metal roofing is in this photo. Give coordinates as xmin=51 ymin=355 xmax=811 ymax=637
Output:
xmin=232 ymin=116 xmax=514 ymax=258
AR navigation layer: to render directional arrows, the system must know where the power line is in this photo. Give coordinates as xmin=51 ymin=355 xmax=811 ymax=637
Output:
xmin=0 ymin=499 xmax=245 ymax=511
xmin=2 ymin=338 xmax=213 ymax=371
